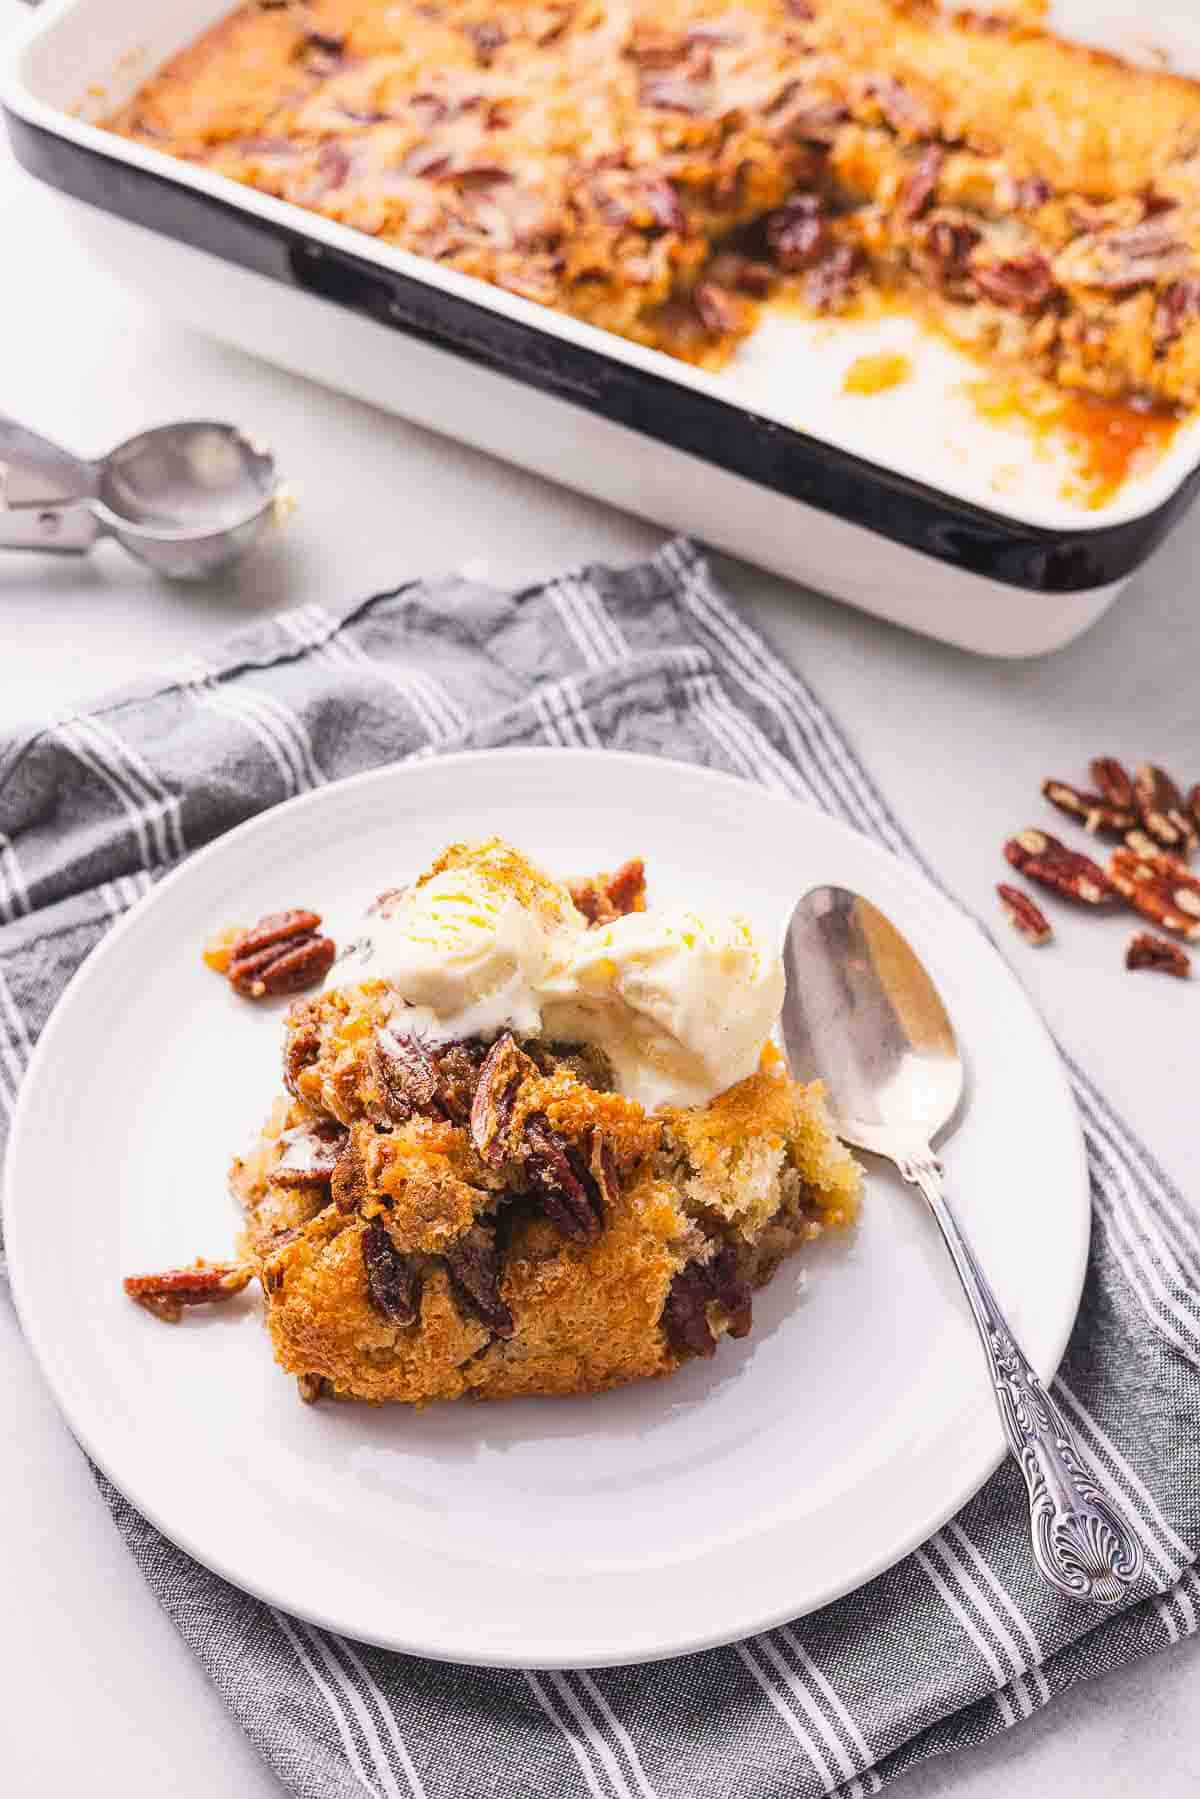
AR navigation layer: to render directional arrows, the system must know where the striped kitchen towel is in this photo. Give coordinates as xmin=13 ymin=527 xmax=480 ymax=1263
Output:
xmin=2 ymin=538 xmax=1198 ymax=1799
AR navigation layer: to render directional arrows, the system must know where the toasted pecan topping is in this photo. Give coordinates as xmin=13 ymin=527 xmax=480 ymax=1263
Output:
xmin=470 ymin=1031 xmax=535 ymax=1165
xmin=996 ymin=884 xmax=1053 ymax=946
xmin=661 ymin=1246 xmax=753 ymax=1360
xmin=443 ymin=1225 xmax=514 ymax=1336
xmin=123 ymin=1260 xmax=254 ymax=1323
xmin=522 ymin=1112 xmax=604 ymax=1242
xmin=362 ymin=1216 xmax=422 ymax=1324
xmin=1126 ymin=932 xmax=1190 ymax=977
xmin=1004 ymin=830 xmax=1114 ymax=905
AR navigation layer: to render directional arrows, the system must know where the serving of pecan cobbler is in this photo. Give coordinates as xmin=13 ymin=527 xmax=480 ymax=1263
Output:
xmin=108 ymin=0 xmax=1200 ymax=412
xmin=124 ymin=838 xmax=860 ymax=1406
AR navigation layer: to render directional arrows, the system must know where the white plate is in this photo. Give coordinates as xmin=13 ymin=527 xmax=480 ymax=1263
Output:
xmin=3 ymin=751 xmax=1089 ymax=1667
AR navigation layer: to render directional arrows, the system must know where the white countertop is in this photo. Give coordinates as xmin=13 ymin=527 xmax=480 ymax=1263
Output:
xmin=2 ymin=17 xmax=1200 ymax=1794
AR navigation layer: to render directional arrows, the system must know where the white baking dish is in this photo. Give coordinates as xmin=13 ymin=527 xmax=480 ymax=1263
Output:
xmin=4 ymin=0 xmax=1200 ymax=654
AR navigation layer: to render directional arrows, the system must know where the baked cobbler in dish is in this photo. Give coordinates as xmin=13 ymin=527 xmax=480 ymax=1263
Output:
xmin=109 ymin=0 xmax=1200 ymax=410
xmin=124 ymin=839 xmax=861 ymax=1405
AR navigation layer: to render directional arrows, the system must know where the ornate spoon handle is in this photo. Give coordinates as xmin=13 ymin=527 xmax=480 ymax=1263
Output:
xmin=899 ymin=1150 xmax=1144 ymax=1606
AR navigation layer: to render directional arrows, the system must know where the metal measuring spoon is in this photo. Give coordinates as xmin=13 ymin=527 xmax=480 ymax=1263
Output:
xmin=783 ymin=884 xmax=1144 ymax=1606
xmin=0 ymin=415 xmax=287 ymax=579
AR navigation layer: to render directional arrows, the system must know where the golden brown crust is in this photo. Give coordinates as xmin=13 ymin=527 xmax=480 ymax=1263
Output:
xmin=107 ymin=0 xmax=1200 ymax=411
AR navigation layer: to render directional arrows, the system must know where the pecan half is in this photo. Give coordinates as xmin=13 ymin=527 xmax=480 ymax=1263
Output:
xmin=443 ymin=1225 xmax=514 ymax=1336
xmin=1004 ymin=830 xmax=1114 ymax=905
xmin=470 ymin=1032 xmax=535 ymax=1164
xmin=1155 ymin=279 xmax=1200 ymax=352
xmin=693 ymin=282 xmax=745 ymax=336
xmin=768 ymin=88 xmax=847 ymax=144
xmin=123 ymin=1260 xmax=254 ymax=1324
xmin=765 ymin=195 xmax=827 ymax=271
xmin=1041 ymin=778 xmax=1135 ymax=835
xmin=972 ymin=252 xmax=1055 ymax=312
xmin=1133 ymin=763 xmax=1197 ymax=852
xmin=1109 ymin=847 xmax=1200 ymax=939
xmin=899 ymin=145 xmax=944 ymax=223
xmin=362 ymin=1216 xmax=422 ymax=1324
xmin=661 ymin=1246 xmax=752 ymax=1359
xmin=283 ymin=1008 xmax=322 ymax=1100
xmin=806 ymin=244 xmax=862 ymax=312
xmin=1126 ymin=932 xmax=1191 ymax=978
xmin=273 ymin=1118 xmax=347 ymax=1188
xmin=915 ymin=211 xmax=982 ymax=293
xmin=1090 ymin=756 xmax=1136 ymax=812
xmin=296 ymin=1373 xmax=331 ymax=1404
xmin=372 ymin=1029 xmax=440 ymax=1122
xmin=996 ymin=884 xmax=1053 ymax=946
xmin=227 ymin=910 xmax=336 ymax=999
xmin=523 ymin=1113 xmax=603 ymax=1241
xmin=1055 ymin=222 xmax=1192 ymax=292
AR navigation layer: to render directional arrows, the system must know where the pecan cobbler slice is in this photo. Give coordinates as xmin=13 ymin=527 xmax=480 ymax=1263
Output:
xmin=127 ymin=839 xmax=860 ymax=1405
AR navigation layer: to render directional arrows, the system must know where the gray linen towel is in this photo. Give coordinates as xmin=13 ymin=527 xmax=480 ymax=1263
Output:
xmin=2 ymin=539 xmax=1198 ymax=1799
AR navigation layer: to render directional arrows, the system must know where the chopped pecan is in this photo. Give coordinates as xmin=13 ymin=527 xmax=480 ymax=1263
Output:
xmin=372 ymin=1028 xmax=440 ymax=1122
xmin=1004 ymin=830 xmax=1114 ymax=905
xmin=1055 ymin=222 xmax=1192 ymax=292
xmin=362 ymin=1216 xmax=422 ymax=1324
xmin=523 ymin=1113 xmax=603 ymax=1241
xmin=296 ymin=1373 xmax=330 ymax=1404
xmin=1133 ymin=763 xmax=1197 ymax=852
xmin=693 ymin=282 xmax=745 ymax=336
xmin=996 ymin=884 xmax=1053 ymax=946
xmin=314 ymin=140 xmax=351 ymax=193
xmin=866 ymin=76 xmax=934 ymax=139
xmin=1154 ymin=279 xmax=1200 ymax=352
xmin=640 ymin=73 xmax=709 ymax=114
xmin=1109 ymin=847 xmax=1200 ymax=939
xmin=331 ymin=1135 xmax=368 ymax=1215
xmin=589 ymin=1129 xmax=621 ymax=1212
xmin=273 ymin=1118 xmax=347 ymax=1188
xmin=899 ymin=145 xmax=944 ymax=223
xmin=1009 ymin=175 xmax=1051 ymax=212
xmin=123 ymin=1260 xmax=254 ymax=1324
xmin=1041 ymin=778 xmax=1135 ymax=835
xmin=430 ymin=1039 xmax=489 ymax=1123
xmin=971 ymin=252 xmax=1055 ymax=312
xmin=303 ymin=30 xmax=345 ymax=56
xmin=643 ymin=178 xmax=685 ymax=234
xmin=1126 ymin=932 xmax=1190 ymax=978
xmin=703 ymin=252 xmax=776 ymax=298
xmin=443 ymin=1225 xmax=514 ymax=1337
xmin=806 ymin=244 xmax=863 ymax=312
xmin=464 ymin=20 xmax=506 ymax=64
xmin=470 ymin=1032 xmax=535 ymax=1164
xmin=916 ymin=212 xmax=982 ymax=292
xmin=661 ymin=1246 xmax=752 ymax=1359
xmin=1090 ymin=756 xmax=1136 ymax=812
xmin=765 ymin=195 xmax=828 ymax=272
xmin=767 ymin=88 xmax=848 ymax=144
xmin=227 ymin=910 xmax=336 ymax=1000
xmin=568 ymin=858 xmax=647 ymax=925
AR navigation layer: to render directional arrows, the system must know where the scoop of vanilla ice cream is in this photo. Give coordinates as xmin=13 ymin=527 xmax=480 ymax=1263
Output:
xmin=545 ymin=905 xmax=785 ymax=1110
xmin=329 ymin=841 xmax=576 ymax=1042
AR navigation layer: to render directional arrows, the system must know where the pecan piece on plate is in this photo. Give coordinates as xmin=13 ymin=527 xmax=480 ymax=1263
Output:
xmin=1155 ymin=279 xmax=1200 ymax=352
xmin=1133 ymin=763 xmax=1197 ymax=853
xmin=1109 ymin=846 xmax=1200 ymax=939
xmin=1004 ymin=830 xmax=1114 ymax=905
xmin=362 ymin=1216 xmax=422 ymax=1324
xmin=273 ymin=1118 xmax=347 ymax=1188
xmin=1041 ymin=779 xmax=1135 ymax=835
xmin=443 ymin=1225 xmax=514 ymax=1337
xmin=1090 ymin=756 xmax=1136 ymax=812
xmin=661 ymin=1246 xmax=752 ymax=1359
xmin=1126 ymin=932 xmax=1191 ymax=978
xmin=123 ymin=1260 xmax=254 ymax=1323
xmin=522 ymin=1113 xmax=604 ymax=1241
xmin=996 ymin=884 xmax=1053 ymax=946
xmin=470 ymin=1031 xmax=536 ymax=1164
xmin=226 ymin=909 xmax=336 ymax=999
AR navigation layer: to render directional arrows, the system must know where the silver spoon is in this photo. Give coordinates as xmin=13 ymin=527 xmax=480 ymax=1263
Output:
xmin=783 ymin=884 xmax=1143 ymax=1606
xmin=0 ymin=415 xmax=287 ymax=579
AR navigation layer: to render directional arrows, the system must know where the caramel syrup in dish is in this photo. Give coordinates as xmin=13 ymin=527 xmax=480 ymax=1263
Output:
xmin=968 ymin=379 xmax=1183 ymax=510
